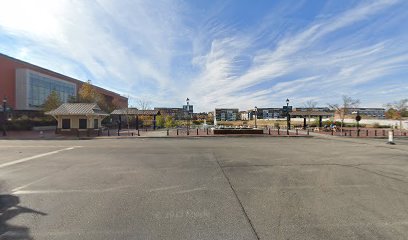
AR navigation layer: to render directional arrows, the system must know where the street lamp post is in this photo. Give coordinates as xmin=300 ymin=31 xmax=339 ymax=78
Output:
xmin=254 ymin=106 xmax=258 ymax=128
xmin=2 ymin=96 xmax=7 ymax=136
xmin=286 ymin=98 xmax=290 ymax=130
xmin=186 ymin=98 xmax=190 ymax=134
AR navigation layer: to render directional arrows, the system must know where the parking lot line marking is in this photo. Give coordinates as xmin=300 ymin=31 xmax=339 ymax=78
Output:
xmin=0 ymin=146 xmax=79 ymax=168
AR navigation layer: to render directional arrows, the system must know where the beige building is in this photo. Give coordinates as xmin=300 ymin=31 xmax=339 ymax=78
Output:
xmin=46 ymin=103 xmax=108 ymax=135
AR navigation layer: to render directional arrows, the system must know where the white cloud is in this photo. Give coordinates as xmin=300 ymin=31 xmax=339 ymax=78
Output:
xmin=189 ymin=0 xmax=408 ymax=111
xmin=0 ymin=0 xmax=407 ymax=111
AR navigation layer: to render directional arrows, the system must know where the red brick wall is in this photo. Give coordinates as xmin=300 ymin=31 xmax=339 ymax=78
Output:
xmin=0 ymin=53 xmax=128 ymax=109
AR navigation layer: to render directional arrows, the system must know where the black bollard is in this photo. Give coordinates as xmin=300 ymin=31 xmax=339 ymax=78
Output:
xmin=307 ymin=129 xmax=309 ymax=135
xmin=177 ymin=129 xmax=179 ymax=135
xmin=131 ymin=132 xmax=134 ymax=136
xmin=207 ymin=128 xmax=209 ymax=135
xmin=366 ymin=129 xmax=369 ymax=136
xmin=197 ymin=129 xmax=199 ymax=135
xmin=137 ymin=129 xmax=140 ymax=136
xmin=278 ymin=128 xmax=280 ymax=135
xmin=167 ymin=129 xmax=169 ymax=136
xmin=375 ymin=130 xmax=377 ymax=136
xmin=118 ymin=129 xmax=120 ymax=136
xmin=296 ymin=129 xmax=298 ymax=135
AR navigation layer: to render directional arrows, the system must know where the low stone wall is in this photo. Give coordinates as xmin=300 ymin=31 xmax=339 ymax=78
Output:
xmin=213 ymin=129 xmax=264 ymax=134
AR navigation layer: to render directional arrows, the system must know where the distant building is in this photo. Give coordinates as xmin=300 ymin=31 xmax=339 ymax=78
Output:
xmin=347 ymin=108 xmax=386 ymax=118
xmin=154 ymin=107 xmax=184 ymax=119
xmin=183 ymin=105 xmax=194 ymax=114
xmin=294 ymin=107 xmax=331 ymax=112
xmin=215 ymin=108 xmax=239 ymax=121
xmin=249 ymin=108 xmax=285 ymax=120
xmin=239 ymin=111 xmax=249 ymax=120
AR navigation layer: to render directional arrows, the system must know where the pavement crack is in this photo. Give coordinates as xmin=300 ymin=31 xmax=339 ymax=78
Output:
xmin=212 ymin=152 xmax=260 ymax=240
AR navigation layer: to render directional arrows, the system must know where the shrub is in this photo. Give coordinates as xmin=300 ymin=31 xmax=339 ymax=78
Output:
xmin=5 ymin=119 xmax=56 ymax=131
xmin=155 ymin=115 xmax=165 ymax=128
xmin=192 ymin=120 xmax=201 ymax=125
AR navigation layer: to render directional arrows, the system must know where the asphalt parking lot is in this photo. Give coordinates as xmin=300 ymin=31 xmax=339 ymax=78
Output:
xmin=1 ymin=136 xmax=408 ymax=240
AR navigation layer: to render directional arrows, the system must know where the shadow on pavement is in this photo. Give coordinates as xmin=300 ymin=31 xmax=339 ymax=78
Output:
xmin=0 ymin=194 xmax=47 ymax=239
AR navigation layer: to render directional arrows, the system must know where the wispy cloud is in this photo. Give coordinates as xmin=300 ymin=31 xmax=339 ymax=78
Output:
xmin=189 ymin=0 xmax=408 ymax=110
xmin=0 ymin=0 xmax=407 ymax=111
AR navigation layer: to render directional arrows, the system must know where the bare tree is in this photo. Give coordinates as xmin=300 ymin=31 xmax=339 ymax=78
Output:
xmin=328 ymin=95 xmax=360 ymax=133
xmin=385 ymin=99 xmax=408 ymax=129
xmin=303 ymin=100 xmax=318 ymax=125
xmin=123 ymin=95 xmax=133 ymax=135
xmin=136 ymin=98 xmax=151 ymax=110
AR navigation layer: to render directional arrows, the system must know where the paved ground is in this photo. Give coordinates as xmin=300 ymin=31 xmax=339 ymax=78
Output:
xmin=0 ymin=136 xmax=408 ymax=240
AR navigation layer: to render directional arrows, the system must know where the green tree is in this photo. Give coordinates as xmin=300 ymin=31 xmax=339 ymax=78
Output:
xmin=42 ymin=91 xmax=62 ymax=112
xmin=156 ymin=115 xmax=165 ymax=128
xmin=164 ymin=115 xmax=175 ymax=128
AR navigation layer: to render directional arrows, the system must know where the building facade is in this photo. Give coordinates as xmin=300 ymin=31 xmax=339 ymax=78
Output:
xmin=215 ymin=108 xmax=239 ymax=121
xmin=45 ymin=103 xmax=109 ymax=135
xmin=182 ymin=105 xmax=194 ymax=114
xmin=0 ymin=53 xmax=128 ymax=112
xmin=294 ymin=107 xmax=331 ymax=112
xmin=154 ymin=107 xmax=184 ymax=119
xmin=347 ymin=108 xmax=386 ymax=118
xmin=248 ymin=108 xmax=285 ymax=120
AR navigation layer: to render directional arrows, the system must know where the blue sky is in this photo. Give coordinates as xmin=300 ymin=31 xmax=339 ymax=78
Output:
xmin=0 ymin=0 xmax=407 ymax=111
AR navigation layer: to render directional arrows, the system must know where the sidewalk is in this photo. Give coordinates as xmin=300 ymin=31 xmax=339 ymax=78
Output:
xmin=304 ymin=129 xmax=408 ymax=151
xmin=0 ymin=130 xmax=65 ymax=140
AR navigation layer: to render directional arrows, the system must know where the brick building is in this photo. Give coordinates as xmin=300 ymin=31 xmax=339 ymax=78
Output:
xmin=0 ymin=53 xmax=128 ymax=115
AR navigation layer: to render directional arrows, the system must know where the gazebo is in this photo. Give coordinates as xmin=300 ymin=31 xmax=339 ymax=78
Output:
xmin=110 ymin=108 xmax=161 ymax=130
xmin=289 ymin=111 xmax=334 ymax=129
xmin=46 ymin=103 xmax=109 ymax=135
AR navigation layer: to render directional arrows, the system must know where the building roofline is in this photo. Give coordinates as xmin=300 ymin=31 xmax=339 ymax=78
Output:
xmin=0 ymin=52 xmax=126 ymax=99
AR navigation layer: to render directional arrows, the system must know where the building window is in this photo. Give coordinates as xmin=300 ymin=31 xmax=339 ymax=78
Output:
xmin=94 ymin=119 xmax=98 ymax=129
xmin=28 ymin=72 xmax=76 ymax=108
xmin=62 ymin=119 xmax=70 ymax=129
xmin=79 ymin=119 xmax=87 ymax=129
